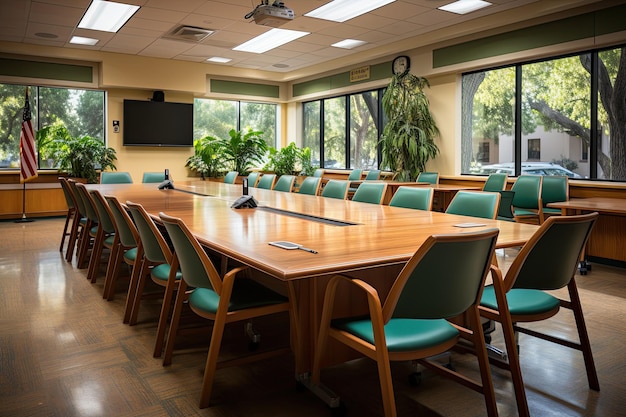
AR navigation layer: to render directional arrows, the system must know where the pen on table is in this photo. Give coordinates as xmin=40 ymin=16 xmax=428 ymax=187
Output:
xmin=298 ymin=246 xmax=318 ymax=254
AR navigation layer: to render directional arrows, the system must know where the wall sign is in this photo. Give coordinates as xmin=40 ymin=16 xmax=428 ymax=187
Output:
xmin=350 ymin=66 xmax=370 ymax=82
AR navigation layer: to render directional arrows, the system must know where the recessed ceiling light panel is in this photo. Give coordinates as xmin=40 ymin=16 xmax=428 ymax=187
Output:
xmin=78 ymin=0 xmax=139 ymax=32
xmin=305 ymin=0 xmax=396 ymax=23
xmin=332 ymin=39 xmax=367 ymax=49
xmin=233 ymin=28 xmax=309 ymax=54
xmin=70 ymin=36 xmax=99 ymax=45
xmin=207 ymin=57 xmax=232 ymax=63
xmin=438 ymin=0 xmax=492 ymax=15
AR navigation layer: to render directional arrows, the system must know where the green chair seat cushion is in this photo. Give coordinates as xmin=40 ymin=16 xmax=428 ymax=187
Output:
xmin=513 ymin=208 xmax=539 ymax=217
xmin=481 ymin=286 xmax=560 ymax=315
xmin=332 ymin=317 xmax=459 ymax=352
xmin=150 ymin=263 xmax=182 ymax=282
xmin=542 ymin=207 xmax=562 ymax=215
xmin=189 ymin=278 xmax=288 ymax=314
xmin=123 ymin=247 xmax=138 ymax=262
xmin=104 ymin=235 xmax=116 ymax=246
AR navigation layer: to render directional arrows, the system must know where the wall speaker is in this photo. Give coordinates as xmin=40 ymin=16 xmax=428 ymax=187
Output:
xmin=151 ymin=90 xmax=165 ymax=102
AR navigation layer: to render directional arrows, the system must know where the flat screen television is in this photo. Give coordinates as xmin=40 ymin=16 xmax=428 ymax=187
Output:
xmin=123 ymin=99 xmax=193 ymax=147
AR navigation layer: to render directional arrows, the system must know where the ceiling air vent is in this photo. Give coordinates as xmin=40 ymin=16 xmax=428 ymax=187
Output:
xmin=164 ymin=25 xmax=214 ymax=43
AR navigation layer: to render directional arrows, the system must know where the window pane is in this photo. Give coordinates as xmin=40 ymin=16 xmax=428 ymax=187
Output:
xmin=240 ymin=102 xmax=277 ymax=148
xmin=349 ymin=91 xmax=378 ymax=169
xmin=521 ymin=55 xmax=589 ymax=178
xmin=193 ymin=98 xmax=237 ymax=140
xmin=0 ymin=84 xmax=31 ymax=168
xmin=323 ymin=97 xmax=346 ymax=169
xmin=597 ymin=47 xmax=625 ymax=180
xmin=461 ymin=67 xmax=515 ymax=175
xmin=303 ymin=101 xmax=320 ymax=167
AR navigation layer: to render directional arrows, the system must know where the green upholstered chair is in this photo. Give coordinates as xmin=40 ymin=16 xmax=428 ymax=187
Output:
xmin=388 ymin=186 xmax=434 ymax=211
xmin=482 ymin=173 xmax=508 ymax=192
xmin=87 ymin=189 xmax=118 ymax=284
xmin=416 ymin=171 xmax=439 ymax=185
xmin=126 ymin=201 xmax=183 ymax=360
xmin=256 ymin=173 xmax=276 ymax=189
xmin=223 ymin=171 xmax=238 ymax=184
xmin=273 ymin=175 xmax=295 ymax=192
xmin=364 ymin=169 xmax=381 ymax=180
xmin=321 ymin=180 xmax=349 ymax=200
xmin=58 ymin=177 xmax=78 ymax=256
xmin=479 ymin=213 xmax=599 ymax=416
xmin=541 ymin=175 xmax=569 ymax=218
xmin=511 ymin=175 xmax=544 ymax=224
xmin=445 ymin=191 xmax=501 ymax=220
xmin=73 ymin=182 xmax=100 ymax=269
xmin=103 ymin=195 xmax=140 ymax=301
xmin=351 ymin=182 xmax=388 ymax=204
xmin=298 ymin=176 xmax=321 ymax=196
xmin=246 ymin=172 xmax=260 ymax=187
xmin=159 ymin=212 xmax=290 ymax=409
xmin=497 ymin=190 xmax=516 ymax=221
xmin=142 ymin=172 xmax=166 ymax=183
xmin=100 ymin=171 xmax=133 ymax=184
xmin=312 ymin=228 xmax=501 ymax=417
xmin=313 ymin=168 xmax=325 ymax=178
xmin=347 ymin=169 xmax=363 ymax=181
xmin=65 ymin=179 xmax=89 ymax=263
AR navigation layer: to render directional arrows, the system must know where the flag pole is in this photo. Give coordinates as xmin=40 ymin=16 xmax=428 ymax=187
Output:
xmin=15 ymin=86 xmax=36 ymax=223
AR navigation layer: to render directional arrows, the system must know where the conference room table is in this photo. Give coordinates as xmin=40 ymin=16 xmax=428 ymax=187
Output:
xmin=91 ymin=180 xmax=539 ymax=383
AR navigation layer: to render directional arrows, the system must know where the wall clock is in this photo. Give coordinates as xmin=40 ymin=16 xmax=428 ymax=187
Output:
xmin=392 ymin=55 xmax=411 ymax=75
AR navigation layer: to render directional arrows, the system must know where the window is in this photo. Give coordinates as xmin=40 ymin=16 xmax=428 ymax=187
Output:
xmin=303 ymin=87 xmax=384 ymax=170
xmin=0 ymin=83 xmax=105 ymax=169
xmin=477 ymin=142 xmax=490 ymax=163
xmin=527 ymin=139 xmax=540 ymax=160
xmin=463 ymin=45 xmax=626 ymax=181
xmin=193 ymin=98 xmax=278 ymax=148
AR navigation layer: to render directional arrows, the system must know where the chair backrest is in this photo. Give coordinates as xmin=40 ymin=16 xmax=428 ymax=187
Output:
xmin=313 ymin=168 xmax=325 ymax=178
xmin=58 ymin=177 xmax=77 ymax=210
xmin=511 ymin=175 xmax=542 ymax=210
xmin=89 ymin=189 xmax=116 ymax=234
xmin=246 ymin=172 xmax=260 ymax=187
xmin=321 ymin=180 xmax=349 ymax=200
xmin=298 ymin=177 xmax=321 ymax=196
xmin=100 ymin=171 xmax=133 ymax=184
xmin=75 ymin=183 xmax=99 ymax=223
xmin=497 ymin=190 xmax=515 ymax=220
xmin=417 ymin=171 xmax=439 ymax=185
xmin=347 ymin=169 xmax=363 ymax=181
xmin=445 ymin=191 xmax=501 ymax=220
xmin=223 ymin=171 xmax=238 ymax=184
xmin=482 ymin=173 xmax=508 ymax=192
xmin=364 ymin=170 xmax=381 ymax=180
xmin=388 ymin=186 xmax=434 ymax=211
xmin=105 ymin=195 xmax=139 ymax=248
xmin=273 ymin=175 xmax=295 ymax=192
xmin=385 ymin=228 xmax=499 ymax=320
xmin=126 ymin=201 xmax=172 ymax=264
xmin=142 ymin=172 xmax=166 ymax=183
xmin=504 ymin=212 xmax=598 ymax=292
xmin=352 ymin=182 xmax=388 ymax=204
xmin=256 ymin=173 xmax=276 ymax=189
xmin=67 ymin=179 xmax=87 ymax=218
xmin=159 ymin=212 xmax=222 ymax=292
xmin=541 ymin=175 xmax=569 ymax=207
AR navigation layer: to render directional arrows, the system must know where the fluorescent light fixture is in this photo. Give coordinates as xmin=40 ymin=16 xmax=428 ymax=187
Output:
xmin=207 ymin=57 xmax=232 ymax=63
xmin=78 ymin=0 xmax=140 ymax=32
xmin=438 ymin=0 xmax=492 ymax=15
xmin=305 ymin=0 xmax=395 ymax=22
xmin=331 ymin=39 xmax=367 ymax=49
xmin=233 ymin=28 xmax=309 ymax=54
xmin=70 ymin=36 xmax=99 ymax=45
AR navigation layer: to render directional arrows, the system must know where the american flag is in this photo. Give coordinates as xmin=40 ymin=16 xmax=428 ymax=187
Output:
xmin=19 ymin=89 xmax=38 ymax=183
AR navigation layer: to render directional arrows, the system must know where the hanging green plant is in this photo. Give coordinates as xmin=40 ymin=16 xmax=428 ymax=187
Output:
xmin=380 ymin=72 xmax=439 ymax=181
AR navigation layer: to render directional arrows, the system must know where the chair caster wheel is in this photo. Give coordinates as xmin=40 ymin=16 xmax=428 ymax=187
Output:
xmin=408 ymin=372 xmax=422 ymax=386
xmin=330 ymin=401 xmax=347 ymax=417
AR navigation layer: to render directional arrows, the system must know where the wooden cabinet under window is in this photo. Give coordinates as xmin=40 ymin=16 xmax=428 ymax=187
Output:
xmin=0 ymin=172 xmax=67 ymax=220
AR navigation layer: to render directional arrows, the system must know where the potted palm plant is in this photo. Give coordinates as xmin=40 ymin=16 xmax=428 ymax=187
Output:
xmin=218 ymin=128 xmax=268 ymax=175
xmin=185 ymin=135 xmax=226 ymax=179
xmin=380 ymin=72 xmax=439 ymax=181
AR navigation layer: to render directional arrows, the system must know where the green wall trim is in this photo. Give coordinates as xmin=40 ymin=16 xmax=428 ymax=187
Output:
xmin=293 ymin=61 xmax=390 ymax=97
xmin=0 ymin=58 xmax=93 ymax=83
xmin=433 ymin=4 xmax=626 ymax=68
xmin=210 ymin=79 xmax=279 ymax=98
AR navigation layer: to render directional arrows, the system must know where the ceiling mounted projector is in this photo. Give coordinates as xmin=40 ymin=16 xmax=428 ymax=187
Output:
xmin=245 ymin=1 xmax=294 ymax=27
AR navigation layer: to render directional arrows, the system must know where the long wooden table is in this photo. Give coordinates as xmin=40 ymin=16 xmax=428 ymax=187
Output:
xmin=548 ymin=197 xmax=626 ymax=264
xmin=93 ymin=180 xmax=539 ymax=379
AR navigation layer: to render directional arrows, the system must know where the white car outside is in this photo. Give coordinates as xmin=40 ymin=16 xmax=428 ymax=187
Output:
xmin=478 ymin=162 xmax=583 ymax=178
